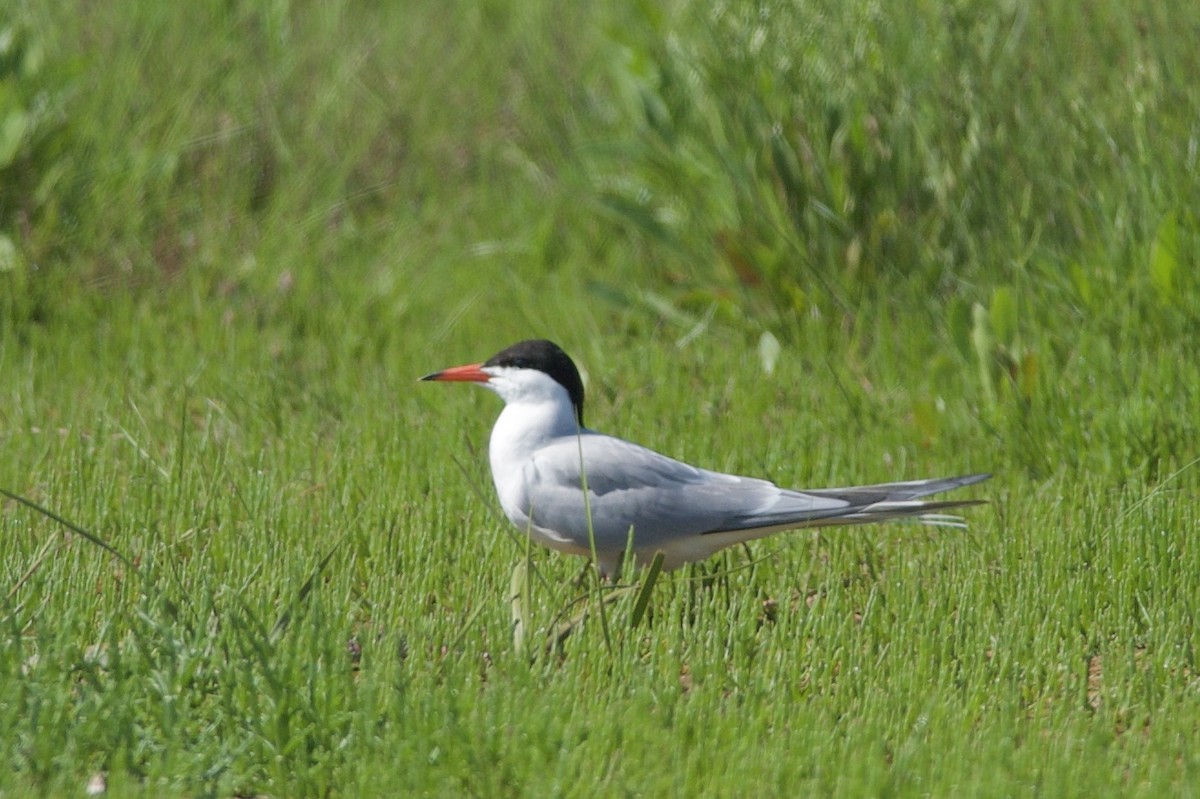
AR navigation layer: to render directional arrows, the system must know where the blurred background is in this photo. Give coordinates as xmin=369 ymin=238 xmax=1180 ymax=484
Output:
xmin=3 ymin=2 xmax=1194 ymax=396
xmin=5 ymin=1 xmax=1197 ymax=481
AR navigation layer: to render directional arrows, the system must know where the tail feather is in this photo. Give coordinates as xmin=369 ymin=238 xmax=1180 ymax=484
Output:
xmin=706 ymin=473 xmax=991 ymax=537
xmin=648 ymin=473 xmax=991 ymax=570
xmin=804 ymin=473 xmax=992 ymax=506
xmin=843 ymin=497 xmax=988 ymax=529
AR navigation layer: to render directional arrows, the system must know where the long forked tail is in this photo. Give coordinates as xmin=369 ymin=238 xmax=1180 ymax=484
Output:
xmin=654 ymin=473 xmax=991 ymax=571
xmin=803 ymin=472 xmax=991 ymax=528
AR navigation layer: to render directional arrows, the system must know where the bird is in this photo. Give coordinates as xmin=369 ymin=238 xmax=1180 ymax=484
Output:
xmin=422 ymin=339 xmax=989 ymax=577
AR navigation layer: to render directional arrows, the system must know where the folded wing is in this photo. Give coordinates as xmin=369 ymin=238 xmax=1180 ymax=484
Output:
xmin=518 ymin=433 xmax=988 ymax=554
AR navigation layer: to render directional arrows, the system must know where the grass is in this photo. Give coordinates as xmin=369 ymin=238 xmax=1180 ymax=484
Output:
xmin=1 ymin=0 xmax=1198 ymax=795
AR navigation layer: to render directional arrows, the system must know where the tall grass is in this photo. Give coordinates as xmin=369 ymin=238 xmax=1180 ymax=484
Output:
xmin=0 ymin=0 xmax=1197 ymax=795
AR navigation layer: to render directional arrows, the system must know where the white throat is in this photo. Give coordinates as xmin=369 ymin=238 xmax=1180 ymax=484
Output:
xmin=480 ymin=366 xmax=582 ymax=525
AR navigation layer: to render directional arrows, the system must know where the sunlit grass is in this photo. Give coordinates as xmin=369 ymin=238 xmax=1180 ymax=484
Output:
xmin=1 ymin=0 xmax=1197 ymax=795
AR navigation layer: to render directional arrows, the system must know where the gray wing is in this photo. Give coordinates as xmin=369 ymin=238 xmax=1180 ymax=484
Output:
xmin=518 ymin=432 xmax=862 ymax=552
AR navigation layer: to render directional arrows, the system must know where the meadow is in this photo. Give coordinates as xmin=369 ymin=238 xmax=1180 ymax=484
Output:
xmin=1 ymin=0 xmax=1198 ymax=795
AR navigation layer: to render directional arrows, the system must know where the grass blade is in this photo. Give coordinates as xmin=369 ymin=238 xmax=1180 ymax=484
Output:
xmin=629 ymin=551 xmax=664 ymax=629
xmin=269 ymin=535 xmax=344 ymax=644
xmin=0 ymin=487 xmax=131 ymax=565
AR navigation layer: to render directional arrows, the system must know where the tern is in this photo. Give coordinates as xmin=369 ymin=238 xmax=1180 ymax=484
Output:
xmin=423 ymin=339 xmax=989 ymax=577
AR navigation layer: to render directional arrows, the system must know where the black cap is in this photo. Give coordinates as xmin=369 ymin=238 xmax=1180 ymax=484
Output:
xmin=484 ymin=339 xmax=585 ymax=426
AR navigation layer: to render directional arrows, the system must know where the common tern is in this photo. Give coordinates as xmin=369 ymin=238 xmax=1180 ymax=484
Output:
xmin=423 ymin=339 xmax=989 ymax=577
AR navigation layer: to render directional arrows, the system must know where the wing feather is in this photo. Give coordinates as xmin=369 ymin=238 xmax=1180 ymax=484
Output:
xmin=519 ymin=433 xmax=856 ymax=551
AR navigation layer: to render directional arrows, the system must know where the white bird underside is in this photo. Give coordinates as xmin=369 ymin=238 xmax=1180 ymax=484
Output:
xmin=507 ymin=431 xmax=988 ymax=575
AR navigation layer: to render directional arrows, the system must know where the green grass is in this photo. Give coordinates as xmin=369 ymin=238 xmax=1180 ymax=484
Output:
xmin=1 ymin=0 xmax=1198 ymax=795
